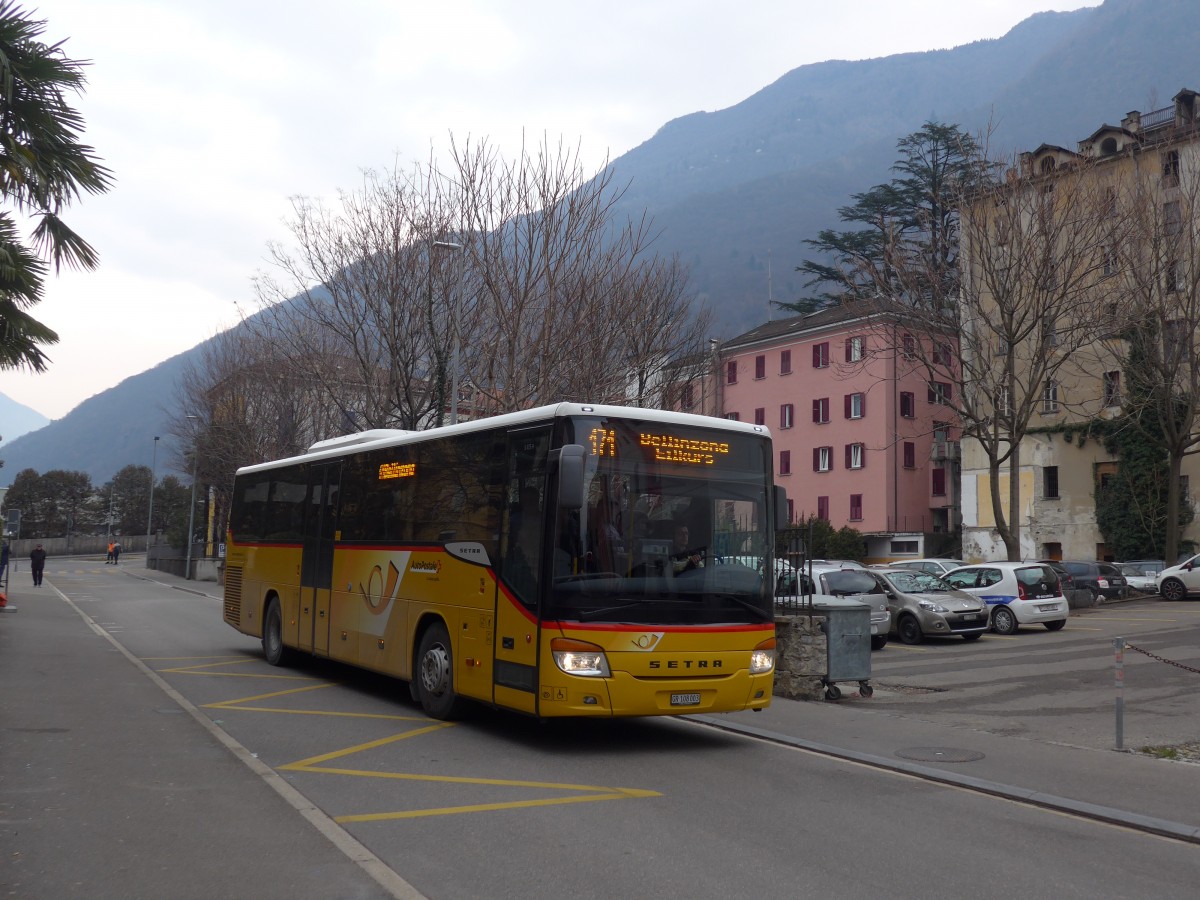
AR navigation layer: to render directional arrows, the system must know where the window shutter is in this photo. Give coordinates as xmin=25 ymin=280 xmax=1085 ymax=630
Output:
xmin=813 ymin=448 xmax=820 ymax=471
xmin=844 ymin=395 xmax=851 ymax=418
xmin=844 ymin=445 xmax=852 ymax=469
xmin=812 ymin=400 xmax=821 ymax=423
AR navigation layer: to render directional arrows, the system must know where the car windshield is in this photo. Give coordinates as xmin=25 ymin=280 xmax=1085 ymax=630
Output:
xmin=886 ymin=570 xmax=950 ymax=593
xmin=822 ymin=570 xmax=881 ymax=595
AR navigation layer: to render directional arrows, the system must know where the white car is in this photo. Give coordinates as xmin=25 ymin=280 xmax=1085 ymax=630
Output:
xmin=941 ymin=562 xmax=1069 ymax=635
xmin=1116 ymin=563 xmax=1159 ymax=594
xmin=806 ymin=564 xmax=892 ymax=650
xmin=1155 ymin=555 xmax=1200 ymax=601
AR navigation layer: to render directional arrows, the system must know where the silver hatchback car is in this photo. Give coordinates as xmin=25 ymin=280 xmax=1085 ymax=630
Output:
xmin=871 ymin=568 xmax=989 ymax=644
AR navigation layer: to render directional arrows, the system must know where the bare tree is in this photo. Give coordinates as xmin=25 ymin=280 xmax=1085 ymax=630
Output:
xmin=1104 ymin=144 xmax=1200 ymax=562
xmin=454 ymin=135 xmax=709 ymax=412
xmin=943 ymin=154 xmax=1125 ymax=559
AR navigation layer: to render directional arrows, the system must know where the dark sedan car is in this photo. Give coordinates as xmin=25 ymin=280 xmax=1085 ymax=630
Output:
xmin=1039 ymin=559 xmax=1127 ymax=602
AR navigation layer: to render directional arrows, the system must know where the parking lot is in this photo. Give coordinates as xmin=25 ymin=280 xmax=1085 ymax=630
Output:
xmin=862 ymin=594 xmax=1200 ymax=752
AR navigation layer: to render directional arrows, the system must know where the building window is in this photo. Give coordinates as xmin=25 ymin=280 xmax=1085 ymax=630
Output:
xmin=754 ymin=407 xmax=765 ymax=426
xmin=932 ymin=467 xmax=947 ymax=496
xmin=1104 ymin=186 xmax=1118 ymax=218
xmin=1164 ymin=200 xmax=1182 ymax=239
xmin=1042 ymin=315 xmax=1059 ymax=348
xmin=891 ymin=540 xmax=919 ymax=554
xmin=1163 ymin=149 xmax=1181 ymax=187
xmin=1043 ymin=541 xmax=1063 ymax=560
xmin=1165 ymin=318 xmax=1188 ymax=361
xmin=812 ymin=342 xmax=830 ymax=368
xmin=932 ymin=342 xmax=952 ymax=366
xmin=928 ymin=381 xmax=952 ymax=405
xmin=1166 ymin=260 xmax=1185 ymax=293
xmin=726 ymin=361 xmax=738 ymax=384
xmin=779 ymin=450 xmax=791 ymax=476
xmin=1044 ymin=466 xmax=1059 ymax=499
xmin=997 ymin=385 xmax=1012 ymax=417
xmin=1042 ymin=380 xmax=1059 ymax=414
xmin=813 ymin=446 xmax=833 ymax=472
xmin=845 ymin=443 xmax=865 ymax=470
xmin=933 ymin=420 xmax=950 ymax=442
xmin=900 ymin=391 xmax=915 ymax=418
xmin=755 ymin=355 xmax=766 ymax=379
xmin=1101 ymin=246 xmax=1118 ymax=277
xmin=903 ymin=442 xmax=915 ymax=468
xmin=813 ymin=397 xmax=830 ymax=424
xmin=1103 ymin=371 xmax=1121 ymax=407
xmin=845 ymin=336 xmax=864 ymax=362
xmin=780 ymin=403 xmax=794 ymax=429
xmin=845 ymin=392 xmax=865 ymax=419
xmin=849 ymin=494 xmax=863 ymax=521
xmin=817 ymin=496 xmax=829 ymax=521
xmin=725 ymin=412 xmax=740 ymax=421
xmin=901 ymin=333 xmax=916 ymax=359
xmin=680 ymin=383 xmax=694 ymax=411
xmin=780 ymin=349 xmax=792 ymax=374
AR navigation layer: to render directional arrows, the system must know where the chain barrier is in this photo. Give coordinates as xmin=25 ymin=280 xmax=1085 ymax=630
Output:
xmin=1125 ymin=642 xmax=1200 ymax=676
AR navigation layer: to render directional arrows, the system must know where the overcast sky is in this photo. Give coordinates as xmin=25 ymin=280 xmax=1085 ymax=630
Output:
xmin=1 ymin=0 xmax=1096 ymax=421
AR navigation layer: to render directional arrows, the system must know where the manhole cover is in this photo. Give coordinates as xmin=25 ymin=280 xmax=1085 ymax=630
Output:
xmin=895 ymin=746 xmax=985 ymax=763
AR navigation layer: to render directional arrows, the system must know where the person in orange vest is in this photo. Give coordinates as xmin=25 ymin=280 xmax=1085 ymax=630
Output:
xmin=106 ymin=541 xmax=114 ymax=564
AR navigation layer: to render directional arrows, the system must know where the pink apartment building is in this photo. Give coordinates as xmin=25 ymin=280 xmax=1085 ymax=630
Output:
xmin=715 ymin=304 xmax=960 ymax=562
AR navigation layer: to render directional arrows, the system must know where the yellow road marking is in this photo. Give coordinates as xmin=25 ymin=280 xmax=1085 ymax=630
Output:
xmin=165 ymin=656 xmax=663 ymax=822
xmin=335 ymin=789 xmax=659 ymax=824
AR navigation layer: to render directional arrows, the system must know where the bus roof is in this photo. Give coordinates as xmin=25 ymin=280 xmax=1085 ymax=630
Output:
xmin=234 ymin=402 xmax=771 ymax=476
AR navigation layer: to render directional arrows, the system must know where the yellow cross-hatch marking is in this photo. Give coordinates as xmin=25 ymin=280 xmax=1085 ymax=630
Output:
xmin=158 ymin=656 xmax=663 ymax=821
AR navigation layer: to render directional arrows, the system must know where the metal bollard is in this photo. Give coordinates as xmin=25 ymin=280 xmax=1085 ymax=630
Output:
xmin=1113 ymin=636 xmax=1125 ymax=751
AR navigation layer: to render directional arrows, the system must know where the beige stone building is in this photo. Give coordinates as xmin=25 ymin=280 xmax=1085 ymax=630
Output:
xmin=959 ymin=88 xmax=1200 ymax=562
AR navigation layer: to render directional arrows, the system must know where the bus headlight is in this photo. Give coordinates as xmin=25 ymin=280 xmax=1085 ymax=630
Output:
xmin=551 ymin=638 xmax=611 ymax=677
xmin=750 ymin=638 xmax=776 ymax=674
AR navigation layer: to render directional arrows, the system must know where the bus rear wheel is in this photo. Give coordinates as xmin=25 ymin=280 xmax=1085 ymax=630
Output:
xmin=416 ymin=622 xmax=465 ymax=720
xmin=262 ymin=597 xmax=291 ymax=667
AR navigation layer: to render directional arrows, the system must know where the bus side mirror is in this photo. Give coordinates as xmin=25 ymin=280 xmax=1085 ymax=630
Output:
xmin=774 ymin=485 xmax=788 ymax=530
xmin=555 ymin=444 xmax=586 ymax=510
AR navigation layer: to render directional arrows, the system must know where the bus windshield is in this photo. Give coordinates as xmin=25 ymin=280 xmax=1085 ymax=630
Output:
xmin=544 ymin=416 xmax=774 ymax=626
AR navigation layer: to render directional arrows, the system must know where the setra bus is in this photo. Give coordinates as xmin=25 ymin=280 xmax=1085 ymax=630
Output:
xmin=222 ymin=402 xmax=785 ymax=719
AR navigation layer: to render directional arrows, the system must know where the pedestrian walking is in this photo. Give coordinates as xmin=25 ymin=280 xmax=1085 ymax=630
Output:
xmin=106 ymin=541 xmax=114 ymax=564
xmin=112 ymin=541 xmax=121 ymax=565
xmin=0 ymin=539 xmax=9 ymax=583
xmin=30 ymin=543 xmax=47 ymax=587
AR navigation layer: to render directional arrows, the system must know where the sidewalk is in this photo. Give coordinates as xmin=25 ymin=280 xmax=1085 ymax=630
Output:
xmin=701 ymin=684 xmax=1200 ymax=843
xmin=0 ymin=561 xmax=404 ymax=899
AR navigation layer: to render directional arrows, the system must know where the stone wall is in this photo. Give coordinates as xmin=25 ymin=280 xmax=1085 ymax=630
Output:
xmin=773 ymin=614 xmax=828 ymax=701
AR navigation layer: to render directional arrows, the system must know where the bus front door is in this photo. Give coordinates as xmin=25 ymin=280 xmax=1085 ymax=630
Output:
xmin=492 ymin=427 xmax=550 ymax=715
xmin=299 ymin=462 xmax=340 ymax=657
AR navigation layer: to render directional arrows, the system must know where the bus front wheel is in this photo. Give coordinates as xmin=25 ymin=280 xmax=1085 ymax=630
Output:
xmin=262 ymin=597 xmax=291 ymax=667
xmin=416 ymin=622 xmax=465 ymax=720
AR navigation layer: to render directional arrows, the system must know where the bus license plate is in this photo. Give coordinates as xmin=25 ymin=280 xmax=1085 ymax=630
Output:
xmin=671 ymin=693 xmax=701 ymax=706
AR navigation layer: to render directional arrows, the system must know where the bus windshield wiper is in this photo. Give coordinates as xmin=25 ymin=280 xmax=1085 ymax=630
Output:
xmin=714 ymin=593 xmax=773 ymax=622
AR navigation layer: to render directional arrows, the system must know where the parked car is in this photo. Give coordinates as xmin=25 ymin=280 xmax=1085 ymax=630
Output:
xmin=889 ymin=558 xmax=966 ymax=577
xmin=870 ymin=568 xmax=989 ymax=644
xmin=941 ymin=562 xmax=1069 ymax=635
xmin=1155 ymin=554 xmax=1200 ymax=601
xmin=1039 ymin=560 xmax=1127 ymax=602
xmin=805 ymin=564 xmax=891 ymax=650
xmin=1036 ymin=560 xmax=1077 ymax=594
xmin=809 ymin=559 xmax=868 ymax=569
xmin=1116 ymin=562 xmax=1160 ymax=594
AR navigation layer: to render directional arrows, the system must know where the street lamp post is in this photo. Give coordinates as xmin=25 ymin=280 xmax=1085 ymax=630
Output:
xmin=184 ymin=416 xmax=199 ymax=580
xmin=433 ymin=240 xmax=465 ymax=425
xmin=145 ymin=435 xmax=159 ymax=567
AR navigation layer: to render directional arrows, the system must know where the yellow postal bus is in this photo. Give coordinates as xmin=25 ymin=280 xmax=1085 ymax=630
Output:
xmin=223 ymin=403 xmax=783 ymax=719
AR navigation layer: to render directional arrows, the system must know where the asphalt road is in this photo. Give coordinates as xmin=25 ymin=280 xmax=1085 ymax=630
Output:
xmin=3 ymin=559 xmax=1199 ymax=899
xmin=865 ymin=593 xmax=1200 ymax=751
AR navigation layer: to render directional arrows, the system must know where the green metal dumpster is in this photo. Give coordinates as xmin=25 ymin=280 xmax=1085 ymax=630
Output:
xmin=811 ymin=596 xmax=872 ymax=701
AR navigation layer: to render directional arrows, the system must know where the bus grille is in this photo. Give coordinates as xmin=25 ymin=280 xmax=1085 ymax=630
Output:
xmin=224 ymin=566 xmax=243 ymax=623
